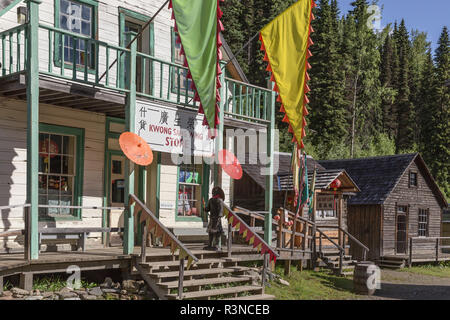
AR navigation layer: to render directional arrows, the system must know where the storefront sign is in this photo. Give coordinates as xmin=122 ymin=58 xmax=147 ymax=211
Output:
xmin=135 ymin=100 xmax=214 ymax=156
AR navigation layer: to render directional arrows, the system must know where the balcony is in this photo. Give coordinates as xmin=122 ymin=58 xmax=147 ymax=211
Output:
xmin=0 ymin=22 xmax=274 ymax=126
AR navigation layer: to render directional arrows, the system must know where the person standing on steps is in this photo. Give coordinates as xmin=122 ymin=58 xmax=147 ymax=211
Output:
xmin=204 ymin=186 xmax=225 ymax=251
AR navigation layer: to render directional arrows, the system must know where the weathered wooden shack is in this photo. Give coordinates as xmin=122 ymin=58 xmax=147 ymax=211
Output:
xmin=319 ymin=153 xmax=449 ymax=263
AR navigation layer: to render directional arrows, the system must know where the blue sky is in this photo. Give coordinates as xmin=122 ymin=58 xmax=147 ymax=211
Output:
xmin=337 ymin=0 xmax=449 ymax=51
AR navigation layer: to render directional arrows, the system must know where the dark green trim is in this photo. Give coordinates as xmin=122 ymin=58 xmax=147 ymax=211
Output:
xmin=102 ymin=117 xmax=125 ymax=242
xmin=0 ymin=0 xmax=23 ymax=18
xmin=201 ymin=162 xmax=210 ymax=222
xmin=155 ymin=152 xmax=161 ymax=219
xmin=118 ymin=7 xmax=154 ymax=92
xmin=38 ymin=123 xmax=85 ymax=222
xmin=53 ymin=0 xmax=98 ymax=73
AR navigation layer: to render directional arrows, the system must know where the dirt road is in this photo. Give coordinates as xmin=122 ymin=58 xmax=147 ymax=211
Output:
xmin=367 ymin=269 xmax=450 ymax=300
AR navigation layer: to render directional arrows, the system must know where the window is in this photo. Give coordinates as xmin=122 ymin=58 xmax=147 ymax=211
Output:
xmin=55 ymin=0 xmax=97 ymax=68
xmin=177 ymin=163 xmax=202 ymax=218
xmin=418 ymin=209 xmax=429 ymax=237
xmin=315 ymin=195 xmax=337 ymax=219
xmin=38 ymin=125 xmax=84 ymax=219
xmin=171 ymin=29 xmax=194 ymax=96
xmin=409 ymin=171 xmax=418 ymax=187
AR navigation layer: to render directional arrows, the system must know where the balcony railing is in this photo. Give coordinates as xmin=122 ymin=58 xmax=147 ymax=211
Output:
xmin=0 ymin=23 xmax=274 ymax=124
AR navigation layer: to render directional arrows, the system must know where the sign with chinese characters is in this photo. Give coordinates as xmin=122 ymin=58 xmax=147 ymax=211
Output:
xmin=135 ymin=100 xmax=214 ymax=156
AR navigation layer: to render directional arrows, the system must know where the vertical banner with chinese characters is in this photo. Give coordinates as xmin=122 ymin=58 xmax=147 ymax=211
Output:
xmin=135 ymin=100 xmax=214 ymax=157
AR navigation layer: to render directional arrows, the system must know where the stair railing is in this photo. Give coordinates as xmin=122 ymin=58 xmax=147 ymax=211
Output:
xmin=129 ymin=194 xmax=198 ymax=299
xmin=276 ymin=208 xmax=316 ymax=257
xmin=316 ymin=225 xmax=370 ymax=262
xmin=315 ymin=227 xmax=346 ymax=275
xmin=222 ymin=204 xmax=279 ymax=290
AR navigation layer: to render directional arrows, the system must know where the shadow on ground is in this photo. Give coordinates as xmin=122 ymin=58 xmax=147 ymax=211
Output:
xmin=374 ymin=282 xmax=450 ymax=300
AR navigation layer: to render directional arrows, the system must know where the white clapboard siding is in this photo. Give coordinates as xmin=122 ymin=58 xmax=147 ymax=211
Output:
xmin=0 ymin=97 xmax=106 ymax=249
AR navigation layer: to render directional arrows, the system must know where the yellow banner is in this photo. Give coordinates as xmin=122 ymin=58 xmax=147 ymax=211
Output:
xmin=260 ymin=0 xmax=315 ymax=149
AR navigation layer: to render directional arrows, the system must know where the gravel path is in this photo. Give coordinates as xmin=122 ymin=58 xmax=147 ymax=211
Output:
xmin=367 ymin=269 xmax=450 ymax=300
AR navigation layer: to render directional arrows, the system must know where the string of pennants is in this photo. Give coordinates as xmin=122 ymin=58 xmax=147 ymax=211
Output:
xmin=223 ymin=206 xmax=278 ymax=263
xmin=130 ymin=197 xmax=196 ymax=269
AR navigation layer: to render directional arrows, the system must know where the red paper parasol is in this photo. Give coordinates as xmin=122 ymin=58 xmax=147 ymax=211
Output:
xmin=119 ymin=132 xmax=154 ymax=166
xmin=218 ymin=149 xmax=243 ymax=180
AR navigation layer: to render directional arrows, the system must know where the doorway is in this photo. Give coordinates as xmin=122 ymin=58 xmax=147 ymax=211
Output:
xmin=396 ymin=206 xmax=408 ymax=254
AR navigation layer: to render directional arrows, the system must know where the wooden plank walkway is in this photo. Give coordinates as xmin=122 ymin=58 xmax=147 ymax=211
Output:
xmin=0 ymin=245 xmax=264 ymax=276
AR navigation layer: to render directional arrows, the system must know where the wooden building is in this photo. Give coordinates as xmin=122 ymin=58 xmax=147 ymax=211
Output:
xmin=319 ymin=153 xmax=449 ymax=261
xmin=0 ymin=0 xmax=277 ymax=258
xmin=234 ymin=152 xmax=361 ymax=251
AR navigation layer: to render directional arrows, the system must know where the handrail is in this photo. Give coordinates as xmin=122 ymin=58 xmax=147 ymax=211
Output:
xmin=0 ymin=24 xmax=27 ymax=37
xmin=315 ymin=228 xmax=344 ymax=252
xmin=129 ymin=194 xmax=198 ymax=263
xmin=316 ymin=225 xmax=370 ymax=253
xmin=223 ymin=203 xmax=279 ymax=259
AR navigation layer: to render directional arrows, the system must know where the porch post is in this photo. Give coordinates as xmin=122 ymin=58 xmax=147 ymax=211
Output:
xmin=123 ymin=31 xmax=137 ymax=255
xmin=213 ymin=61 xmax=226 ymax=186
xmin=137 ymin=165 xmax=147 ymax=244
xmin=25 ymin=0 xmax=41 ymax=260
xmin=264 ymin=85 xmax=276 ymax=244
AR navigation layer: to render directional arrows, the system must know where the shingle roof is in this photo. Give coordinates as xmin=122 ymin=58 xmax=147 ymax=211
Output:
xmin=277 ymin=169 xmax=347 ymax=191
xmin=318 ymin=153 xmax=418 ymax=205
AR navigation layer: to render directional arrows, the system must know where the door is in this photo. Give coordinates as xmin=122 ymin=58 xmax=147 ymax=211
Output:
xmin=109 ymin=155 xmax=126 ymax=236
xmin=123 ymin=21 xmax=143 ymax=92
xmin=396 ymin=206 xmax=408 ymax=254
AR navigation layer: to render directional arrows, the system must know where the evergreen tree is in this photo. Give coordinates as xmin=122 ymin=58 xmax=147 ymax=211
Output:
xmin=308 ymin=0 xmax=348 ymax=158
xmin=394 ymin=20 xmax=415 ymax=152
xmin=429 ymin=27 xmax=449 ymax=197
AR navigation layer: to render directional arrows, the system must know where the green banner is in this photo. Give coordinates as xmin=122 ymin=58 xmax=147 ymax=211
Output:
xmin=171 ymin=0 xmax=219 ymax=132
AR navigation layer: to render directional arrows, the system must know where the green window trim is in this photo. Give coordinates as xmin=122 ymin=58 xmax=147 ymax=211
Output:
xmin=39 ymin=123 xmax=85 ymax=221
xmin=170 ymin=27 xmax=194 ymax=98
xmin=175 ymin=161 xmax=209 ymax=222
xmin=53 ymin=0 xmax=99 ymax=74
xmin=118 ymin=7 xmax=155 ymax=93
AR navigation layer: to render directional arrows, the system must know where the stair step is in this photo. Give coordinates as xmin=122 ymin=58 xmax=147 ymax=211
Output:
xmin=141 ymin=258 xmax=226 ymax=270
xmin=166 ymin=285 xmax=263 ymax=300
xmin=377 ymin=263 xmax=404 ymax=269
xmin=159 ymin=276 xmax=253 ymax=289
xmin=223 ymin=294 xmax=275 ymax=300
xmin=148 ymin=266 xmax=251 ymax=279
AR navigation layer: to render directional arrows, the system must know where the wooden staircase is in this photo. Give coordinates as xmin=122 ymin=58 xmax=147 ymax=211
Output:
xmin=133 ymin=248 xmax=275 ymax=300
xmin=318 ymin=251 xmax=357 ymax=276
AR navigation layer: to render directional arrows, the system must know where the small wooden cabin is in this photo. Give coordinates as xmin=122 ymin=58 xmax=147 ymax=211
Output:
xmin=319 ymin=153 xmax=449 ymax=261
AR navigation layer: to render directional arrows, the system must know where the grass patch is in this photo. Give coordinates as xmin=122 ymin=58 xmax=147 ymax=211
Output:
xmin=33 ymin=275 xmax=98 ymax=292
xmin=265 ymin=266 xmax=360 ymax=300
xmin=399 ymin=262 xmax=450 ymax=278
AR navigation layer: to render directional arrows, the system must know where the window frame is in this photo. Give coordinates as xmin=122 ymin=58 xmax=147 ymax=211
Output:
xmin=315 ymin=194 xmax=338 ymax=220
xmin=38 ymin=123 xmax=85 ymax=221
xmin=418 ymin=208 xmax=429 ymax=237
xmin=409 ymin=170 xmax=418 ymax=188
xmin=175 ymin=162 xmax=203 ymax=222
xmin=118 ymin=7 xmax=155 ymax=92
xmin=170 ymin=27 xmax=195 ymax=98
xmin=53 ymin=0 xmax=99 ymax=73
xmin=175 ymin=160 xmax=210 ymax=222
